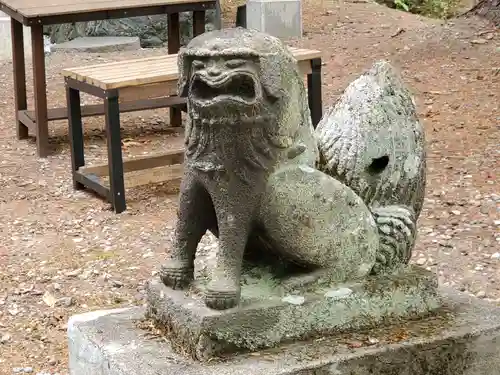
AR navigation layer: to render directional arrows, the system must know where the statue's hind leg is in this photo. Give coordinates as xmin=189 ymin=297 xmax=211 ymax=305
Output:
xmin=259 ymin=165 xmax=379 ymax=282
xmin=160 ymin=171 xmax=216 ymax=289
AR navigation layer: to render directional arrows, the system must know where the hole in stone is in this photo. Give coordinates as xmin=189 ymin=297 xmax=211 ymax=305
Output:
xmin=367 ymin=155 xmax=389 ymax=175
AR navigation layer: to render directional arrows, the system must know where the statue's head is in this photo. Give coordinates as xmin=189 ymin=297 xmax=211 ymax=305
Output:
xmin=178 ymin=28 xmax=309 ymax=127
xmin=177 ymin=28 xmax=318 ymax=181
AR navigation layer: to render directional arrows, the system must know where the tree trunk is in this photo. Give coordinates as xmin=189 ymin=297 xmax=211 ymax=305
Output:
xmin=466 ymin=0 xmax=500 ymax=26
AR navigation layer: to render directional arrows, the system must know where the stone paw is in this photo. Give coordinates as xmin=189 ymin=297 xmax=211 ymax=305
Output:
xmin=159 ymin=261 xmax=193 ymax=290
xmin=205 ymin=282 xmax=240 ymax=310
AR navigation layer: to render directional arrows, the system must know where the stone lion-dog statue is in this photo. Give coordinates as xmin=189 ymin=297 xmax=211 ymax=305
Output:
xmin=160 ymin=28 xmax=426 ymax=310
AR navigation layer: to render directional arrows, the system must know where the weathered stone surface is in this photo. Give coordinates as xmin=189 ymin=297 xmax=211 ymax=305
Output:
xmin=259 ymin=165 xmax=378 ymax=282
xmin=45 ymin=11 xmax=218 ymax=48
xmin=147 ymin=266 xmax=440 ymax=360
xmin=160 ymin=28 xmax=319 ymax=310
xmin=246 ymin=0 xmax=303 ymax=39
xmin=69 ymin=288 xmax=500 ymax=375
xmin=51 ymin=36 xmax=141 ymax=53
xmin=316 ymin=60 xmax=427 ymax=274
xmin=158 ymin=29 xmax=428 ymax=312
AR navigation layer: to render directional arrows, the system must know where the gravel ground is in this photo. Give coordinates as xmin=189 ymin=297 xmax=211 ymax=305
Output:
xmin=0 ymin=1 xmax=498 ymax=373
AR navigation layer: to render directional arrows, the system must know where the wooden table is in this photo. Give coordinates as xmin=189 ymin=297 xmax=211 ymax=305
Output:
xmin=63 ymin=48 xmax=322 ymax=213
xmin=0 ymin=0 xmax=218 ymax=157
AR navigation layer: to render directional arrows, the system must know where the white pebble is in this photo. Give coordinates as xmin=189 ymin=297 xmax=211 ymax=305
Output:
xmin=282 ymin=295 xmax=305 ymax=305
xmin=416 ymin=258 xmax=427 ymax=265
xmin=324 ymin=287 xmax=353 ymax=300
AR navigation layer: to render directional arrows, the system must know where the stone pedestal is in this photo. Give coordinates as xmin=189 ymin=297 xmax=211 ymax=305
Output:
xmin=146 ymin=266 xmax=441 ymax=360
xmin=68 ymin=288 xmax=500 ymax=375
xmin=51 ymin=37 xmax=141 ymax=53
xmin=246 ymin=0 xmax=303 ymax=39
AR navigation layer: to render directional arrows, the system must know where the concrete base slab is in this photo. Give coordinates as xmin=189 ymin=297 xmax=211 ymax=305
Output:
xmin=146 ymin=266 xmax=441 ymax=360
xmin=68 ymin=288 xmax=500 ymax=375
xmin=246 ymin=0 xmax=303 ymax=39
xmin=51 ymin=36 xmax=141 ymax=53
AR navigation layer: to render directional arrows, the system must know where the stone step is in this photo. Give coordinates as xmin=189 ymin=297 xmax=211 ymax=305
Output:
xmin=0 ymin=12 xmax=32 ymax=61
xmin=51 ymin=36 xmax=141 ymax=53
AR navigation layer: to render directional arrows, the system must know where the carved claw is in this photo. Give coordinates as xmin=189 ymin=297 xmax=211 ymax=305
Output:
xmin=205 ymin=281 xmax=240 ymax=310
xmin=160 ymin=261 xmax=194 ymax=290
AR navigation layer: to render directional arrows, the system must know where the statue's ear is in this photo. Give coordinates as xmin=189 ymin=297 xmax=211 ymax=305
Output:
xmin=259 ymin=54 xmax=298 ymax=100
xmin=177 ymin=48 xmax=191 ymax=97
xmin=259 ymin=56 xmax=283 ymax=99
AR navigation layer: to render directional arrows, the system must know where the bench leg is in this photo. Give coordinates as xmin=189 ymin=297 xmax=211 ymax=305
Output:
xmin=168 ymin=13 xmax=182 ymax=127
xmin=11 ymin=19 xmax=28 ymax=140
xmin=31 ymin=24 xmax=50 ymax=158
xmin=307 ymin=58 xmax=323 ymax=129
xmin=67 ymin=85 xmax=85 ymax=190
xmin=236 ymin=5 xmax=247 ymax=28
xmin=104 ymin=96 xmax=126 ymax=214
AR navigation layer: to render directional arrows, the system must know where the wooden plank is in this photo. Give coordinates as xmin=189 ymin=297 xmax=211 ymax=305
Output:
xmin=68 ymin=56 xmax=177 ymax=78
xmin=62 ymin=55 xmax=174 ymax=74
xmin=62 ymin=56 xmax=179 ymax=89
xmin=123 ymin=164 xmax=183 ymax=189
xmin=118 ymin=81 xmax=178 ymax=102
xmin=289 ymin=47 xmax=322 ymax=60
xmin=80 ymin=164 xmax=184 ymax=189
xmin=61 ymin=47 xmax=321 ymax=89
xmin=62 ymin=58 xmax=178 ymax=85
xmin=80 ymin=149 xmax=185 ymax=177
xmin=24 ymin=96 xmax=187 ymax=122
xmin=6 ymin=0 xmax=215 ymax=17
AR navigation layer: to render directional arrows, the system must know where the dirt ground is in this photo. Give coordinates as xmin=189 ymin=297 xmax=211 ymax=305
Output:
xmin=0 ymin=1 xmax=498 ymax=374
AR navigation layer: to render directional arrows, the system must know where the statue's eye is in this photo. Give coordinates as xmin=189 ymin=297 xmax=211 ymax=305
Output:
xmin=225 ymin=59 xmax=246 ymax=69
xmin=192 ymin=60 xmax=206 ymax=69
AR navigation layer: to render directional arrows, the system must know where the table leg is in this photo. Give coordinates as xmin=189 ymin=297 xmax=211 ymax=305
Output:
xmin=31 ymin=24 xmax=49 ymax=157
xmin=307 ymin=58 xmax=323 ymax=128
xmin=193 ymin=11 xmax=206 ymax=36
xmin=10 ymin=19 xmax=28 ymax=140
xmin=236 ymin=5 xmax=247 ymax=28
xmin=104 ymin=95 xmax=126 ymax=214
xmin=66 ymin=84 xmax=85 ymax=190
xmin=168 ymin=13 xmax=182 ymax=127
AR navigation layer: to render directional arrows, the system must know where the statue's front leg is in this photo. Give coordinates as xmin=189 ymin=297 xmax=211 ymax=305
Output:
xmin=205 ymin=192 xmax=255 ymax=310
xmin=160 ymin=171 xmax=215 ymax=289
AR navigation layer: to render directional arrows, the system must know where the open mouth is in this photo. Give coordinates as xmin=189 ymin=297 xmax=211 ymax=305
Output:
xmin=190 ymin=72 xmax=258 ymax=105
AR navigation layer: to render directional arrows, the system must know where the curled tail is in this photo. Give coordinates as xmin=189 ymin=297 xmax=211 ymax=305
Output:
xmin=370 ymin=205 xmax=416 ymax=274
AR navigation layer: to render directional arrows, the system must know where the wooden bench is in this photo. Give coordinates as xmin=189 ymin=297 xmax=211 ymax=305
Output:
xmin=63 ymin=47 xmax=322 ymax=213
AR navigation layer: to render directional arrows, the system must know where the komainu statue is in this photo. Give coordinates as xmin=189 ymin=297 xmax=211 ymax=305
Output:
xmin=160 ymin=28 xmax=426 ymax=310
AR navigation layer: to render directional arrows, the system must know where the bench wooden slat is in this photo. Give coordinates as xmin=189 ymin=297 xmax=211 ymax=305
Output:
xmin=7 ymin=0 xmax=214 ymax=17
xmin=22 ymin=96 xmax=186 ymax=122
xmin=290 ymin=48 xmax=322 ymax=60
xmin=80 ymin=148 xmax=184 ymax=177
xmin=61 ymin=47 xmax=322 ymax=90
